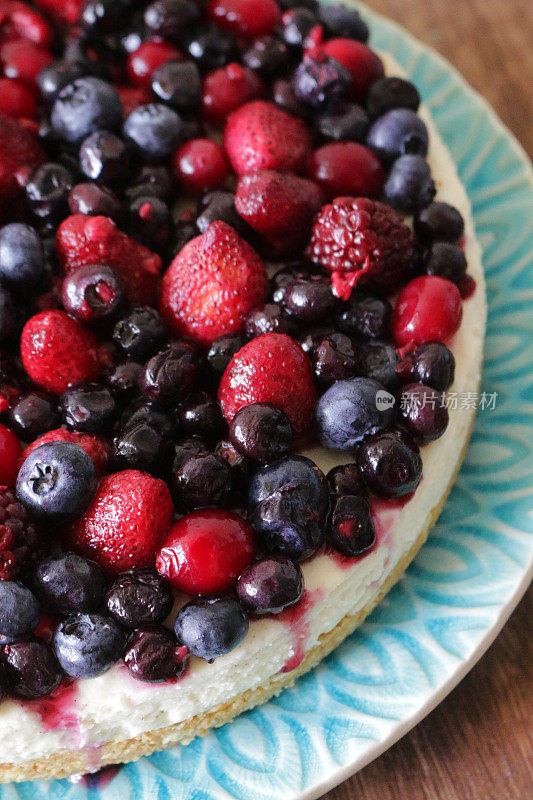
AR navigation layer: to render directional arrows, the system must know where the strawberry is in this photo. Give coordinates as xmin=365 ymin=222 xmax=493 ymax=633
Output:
xmin=0 ymin=112 xmax=45 ymax=222
xmin=224 ymin=101 xmax=312 ymax=176
xmin=218 ymin=333 xmax=317 ymax=436
xmin=235 ymin=169 xmax=324 ymax=255
xmin=23 ymin=430 xmax=110 ymax=476
xmin=20 ymin=310 xmax=101 ymax=395
xmin=56 ymin=215 xmax=162 ymax=305
xmin=160 ymin=220 xmax=268 ymax=345
xmin=63 ymin=470 xmax=174 ymax=575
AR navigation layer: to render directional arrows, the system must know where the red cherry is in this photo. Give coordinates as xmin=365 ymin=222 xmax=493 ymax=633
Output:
xmin=208 ymin=0 xmax=281 ymax=38
xmin=0 ymin=39 xmax=53 ymax=89
xmin=392 ymin=276 xmax=463 ymax=347
xmin=173 ymin=138 xmax=230 ymax=194
xmin=0 ymin=78 xmax=36 ymax=118
xmin=0 ymin=423 xmax=21 ymax=487
xmin=202 ymin=63 xmax=265 ymax=123
xmin=156 ymin=509 xmax=256 ymax=595
xmin=307 ymin=142 xmax=385 ymax=200
xmin=320 ymin=39 xmax=384 ymax=101
xmin=127 ymin=40 xmax=182 ymax=88
xmin=0 ymin=2 xmax=53 ymax=46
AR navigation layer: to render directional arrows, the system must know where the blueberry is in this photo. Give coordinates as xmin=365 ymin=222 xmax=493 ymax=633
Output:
xmin=414 ymin=201 xmax=465 ymax=246
xmin=312 ymin=332 xmax=358 ymax=385
xmin=315 ymin=102 xmax=369 ymax=143
xmin=124 ymin=626 xmax=187 ymax=682
xmin=106 ymin=361 xmax=143 ymax=400
xmin=206 ymin=333 xmax=242 ymax=381
xmin=384 ymin=155 xmax=436 ymax=214
xmin=197 ymin=190 xmax=252 ymax=237
xmin=186 ymin=25 xmax=240 ymax=71
xmin=366 ymin=109 xmax=429 ymax=164
xmin=61 ymin=383 xmax=117 ymax=433
xmin=105 ymin=568 xmax=173 ymax=629
xmin=3 ymin=639 xmax=63 ymax=699
xmin=51 ymin=77 xmax=122 ymax=144
xmin=283 ymin=277 xmax=336 ymax=322
xmin=35 ymin=553 xmax=106 ymax=615
xmin=62 ymin=263 xmax=124 ymax=323
xmin=69 ymin=182 xmax=124 ymax=219
xmin=314 ymin=377 xmax=395 ymax=451
xmin=366 ymin=76 xmax=420 ymax=119
xmin=151 ymin=59 xmax=201 ymax=111
xmin=336 ymin=292 xmax=392 ymax=339
xmin=0 ymin=582 xmax=40 ymax=640
xmin=16 ymin=442 xmax=98 ymax=523
xmin=139 ymin=343 xmax=196 ymax=406
xmin=171 ymin=436 xmax=207 ymax=470
xmin=298 ymin=325 xmax=335 ymax=355
xmin=358 ymin=341 xmax=399 ymax=389
xmin=326 ymin=462 xmax=362 ymax=496
xmin=215 ymin=439 xmax=249 ymax=486
xmin=230 ymin=403 xmax=292 ymax=464
xmin=293 ymin=56 xmax=352 ymax=109
xmin=37 ymin=61 xmax=88 ymax=104
xmin=399 ymin=341 xmax=455 ymax=391
xmin=317 ymin=4 xmax=369 ymax=41
xmin=79 ymin=130 xmax=129 ymax=183
xmin=0 ymin=285 xmax=15 ymax=341
xmin=53 ymin=612 xmax=125 ymax=679
xmin=358 ymin=429 xmax=422 ymax=498
xmin=327 ymin=495 xmax=375 ymax=557
xmin=242 ymin=36 xmax=290 ymax=77
xmin=280 ymin=7 xmax=317 ymax=48
xmin=270 ymin=264 xmax=309 ymax=304
xmin=0 ymin=223 xmax=44 ymax=290
xmin=25 ymin=163 xmax=74 ymax=220
xmin=272 ymin=79 xmax=309 ymax=118
xmin=125 ymin=165 xmax=173 ymax=202
xmin=177 ymin=391 xmax=224 ymax=441
xmin=396 ymin=383 xmax=449 ymax=443
xmin=244 ymin=303 xmax=296 ymax=339
xmin=171 ymin=451 xmax=233 ymax=510
xmin=113 ymin=421 xmax=165 ymax=473
xmin=174 ymin=596 xmax=249 ymax=661
xmin=8 ymin=392 xmax=60 ymax=441
xmin=113 ymin=306 xmax=167 ymax=361
xmin=236 ymin=556 xmax=303 ymax=614
xmin=424 ymin=242 xmax=467 ymax=284
xmin=144 ymin=0 xmax=200 ymax=39
xmin=121 ymin=400 xmax=174 ymax=439
xmin=248 ymin=455 xmax=330 ymax=560
xmin=123 ymin=103 xmax=183 ymax=162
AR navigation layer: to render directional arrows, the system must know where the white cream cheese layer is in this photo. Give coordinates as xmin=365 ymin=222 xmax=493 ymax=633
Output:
xmin=0 ymin=54 xmax=486 ymax=764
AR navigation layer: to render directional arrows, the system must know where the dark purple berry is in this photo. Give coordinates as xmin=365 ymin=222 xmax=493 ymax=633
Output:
xmin=358 ymin=341 xmax=399 ymax=389
xmin=113 ymin=422 xmax=165 ymax=472
xmin=424 ymin=242 xmax=467 ymax=284
xmin=326 ymin=462 xmax=362 ymax=496
xmin=206 ymin=333 xmax=242 ymax=380
xmin=366 ymin=76 xmax=420 ymax=119
xmin=197 ymin=190 xmax=251 ymax=237
xmin=366 ymin=108 xmax=429 ymax=164
xmin=69 ymin=182 xmax=123 ymax=220
xmin=0 ymin=223 xmax=44 ymax=290
xmin=51 ymin=77 xmax=122 ymax=144
xmin=358 ymin=429 xmax=422 ymax=498
xmin=60 ymin=383 xmax=117 ymax=433
xmin=398 ymin=341 xmax=455 ymax=391
xmin=105 ymin=569 xmax=173 ymax=629
xmin=396 ymin=383 xmax=449 ymax=443
xmin=139 ymin=342 xmax=196 ymax=405
xmin=79 ymin=130 xmax=129 ymax=183
xmin=236 ymin=556 xmax=303 ymax=614
xmin=283 ymin=277 xmax=335 ymax=322
xmin=293 ymin=56 xmax=351 ymax=109
xmin=272 ymin=79 xmax=309 ymax=117
xmin=328 ymin=494 xmax=375 ymax=557
xmin=37 ymin=61 xmax=88 ymax=104
xmin=270 ymin=264 xmax=309 ymax=304
xmin=35 ymin=552 xmax=105 ymax=615
xmin=0 ymin=581 xmax=40 ymax=640
xmin=230 ymin=403 xmax=292 ymax=464
xmin=414 ymin=201 xmax=465 ymax=246
xmin=315 ymin=102 xmax=369 ymax=143
xmin=123 ymin=104 xmax=183 ymax=163
xmin=279 ymin=7 xmax=317 ymax=48
xmin=186 ymin=25 xmax=239 ymax=72
xmin=125 ymin=165 xmax=173 ymax=202
xmin=244 ymin=303 xmax=297 ymax=339
xmin=113 ymin=306 xmax=167 ymax=361
xmin=177 ymin=391 xmax=224 ymax=440
xmin=243 ymin=36 xmax=290 ymax=77
xmin=171 ymin=436 xmax=206 ymax=470
xmin=336 ymin=292 xmax=392 ymax=339
xmin=312 ymin=332 xmax=358 ymax=385
xmin=106 ymin=361 xmax=143 ymax=401
xmin=2 ymin=639 xmax=62 ymax=699
xmin=384 ymin=155 xmax=435 ymax=214
xmin=8 ymin=392 xmax=60 ymax=441
xmin=317 ymin=4 xmax=368 ymax=41
xmin=171 ymin=451 xmax=233 ymax=510
xmin=124 ymin=626 xmax=188 ymax=682
xmin=144 ymin=0 xmax=200 ymax=40
xmin=215 ymin=439 xmax=249 ymax=485
xmin=121 ymin=400 xmax=174 ymax=439
xmin=298 ymin=325 xmax=335 ymax=355
xmin=25 ymin=163 xmax=74 ymax=220
xmin=62 ymin=263 xmax=124 ymax=323
xmin=0 ymin=285 xmax=15 ymax=341
xmin=53 ymin=612 xmax=125 ymax=678
xmin=151 ymin=59 xmax=201 ymax=111
xmin=174 ymin=596 xmax=248 ymax=661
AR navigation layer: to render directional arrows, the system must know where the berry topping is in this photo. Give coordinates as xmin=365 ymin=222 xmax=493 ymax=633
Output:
xmin=335 ymin=291 xmax=392 ymax=339
xmin=229 ymin=402 xmax=292 ymax=464
xmin=424 ymin=242 xmax=468 ymax=284
xmin=139 ymin=343 xmax=196 ymax=406
xmin=61 ymin=264 xmax=124 ymax=323
xmin=160 ymin=221 xmax=268 ymax=344
xmin=308 ymin=197 xmax=417 ymax=299
xmin=327 ymin=495 xmax=375 ymax=557
xmin=307 ymin=141 xmax=385 ymax=199
xmin=292 ymin=55 xmax=352 ymax=109
xmin=0 ymin=487 xmax=43 ymax=582
xmin=326 ymin=462 xmax=362 ymax=496
xmin=53 ymin=612 xmax=125 ymax=678
xmin=0 ymin=580 xmax=40 ymax=640
xmin=397 ymin=341 xmax=455 ymax=392
xmin=312 ymin=331 xmax=358 ymax=385
xmin=23 ymin=429 xmax=110 ymax=476
xmin=170 ymin=450 xmax=233 ymax=510
xmin=60 ymin=383 xmax=117 ymax=434
xmin=113 ymin=306 xmax=167 ymax=361
xmin=174 ymin=595 xmax=249 ymax=661
xmin=208 ymin=0 xmax=281 ymax=38
xmin=2 ymin=638 xmax=62 ymax=699
xmin=202 ymin=62 xmax=264 ymax=122
xmin=366 ymin=108 xmax=429 ymax=164
xmin=414 ymin=201 xmax=465 ymax=246
xmin=124 ymin=626 xmax=188 ymax=683
xmin=236 ymin=556 xmax=303 ymax=614
xmin=123 ymin=103 xmax=183 ymax=162
xmin=16 ymin=441 xmax=98 ymax=523
xmin=358 ymin=429 xmax=422 ymax=498
xmin=34 ymin=552 xmax=105 ymax=615
xmin=320 ymin=39 xmax=384 ymax=101
xmin=383 ymin=154 xmax=436 ymax=214
xmin=0 ymin=223 xmax=44 ymax=290
xmin=21 ymin=310 xmax=101 ymax=395
xmin=392 ymin=276 xmax=463 ymax=346
xmin=105 ymin=568 xmax=173 ymax=629
xmin=315 ymin=102 xmax=369 ymax=143
xmin=151 ymin=59 xmax=202 ymax=112
xmin=218 ymin=333 xmax=317 ymax=436
xmin=79 ymin=131 xmax=129 ymax=184
xmin=51 ymin=77 xmax=122 ymax=144
xmin=63 ymin=470 xmax=173 ymax=575
xmin=173 ymin=138 xmax=230 ymax=194
xmin=396 ymin=383 xmax=449 ymax=443
xmin=224 ymin=101 xmax=312 ymax=175
xmin=366 ymin=76 xmax=420 ymax=119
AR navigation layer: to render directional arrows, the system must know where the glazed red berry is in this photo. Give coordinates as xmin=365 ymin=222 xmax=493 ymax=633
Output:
xmin=0 ymin=39 xmax=53 ymax=89
xmin=392 ymin=276 xmax=463 ymax=347
xmin=307 ymin=142 xmax=385 ymax=200
xmin=127 ymin=40 xmax=182 ymax=89
xmin=0 ymin=79 xmax=36 ymax=119
xmin=218 ymin=333 xmax=317 ymax=436
xmin=208 ymin=0 xmax=281 ymax=38
xmin=0 ymin=424 xmax=21 ymax=487
xmin=202 ymin=63 xmax=265 ymax=123
xmin=20 ymin=310 xmax=101 ymax=395
xmin=320 ymin=39 xmax=384 ymax=101
xmin=0 ymin=2 xmax=53 ymax=46
xmin=0 ymin=113 xmax=45 ymax=221
xmin=23 ymin=429 xmax=110 ymax=476
xmin=156 ymin=509 xmax=256 ymax=595
xmin=172 ymin=139 xmax=230 ymax=194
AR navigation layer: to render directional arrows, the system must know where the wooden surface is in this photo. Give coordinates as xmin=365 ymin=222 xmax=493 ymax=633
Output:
xmin=323 ymin=2 xmax=533 ymax=799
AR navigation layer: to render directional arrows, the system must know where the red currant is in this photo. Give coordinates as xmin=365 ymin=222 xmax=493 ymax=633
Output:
xmin=392 ymin=276 xmax=463 ymax=347
xmin=0 ymin=78 xmax=36 ymax=118
xmin=173 ymin=138 xmax=230 ymax=194
xmin=156 ymin=509 xmax=256 ymax=594
xmin=321 ymin=39 xmax=384 ymax=101
xmin=208 ymin=0 xmax=281 ymax=38
xmin=202 ymin=63 xmax=265 ymax=123
xmin=127 ymin=40 xmax=182 ymax=89
xmin=0 ymin=423 xmax=21 ymax=487
xmin=307 ymin=142 xmax=385 ymax=199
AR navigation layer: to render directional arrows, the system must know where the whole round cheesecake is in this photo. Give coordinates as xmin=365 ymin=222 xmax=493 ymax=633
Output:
xmin=0 ymin=0 xmax=485 ymax=785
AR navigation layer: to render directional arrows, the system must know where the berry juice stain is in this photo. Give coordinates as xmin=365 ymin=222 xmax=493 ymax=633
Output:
xmin=23 ymin=680 xmax=79 ymax=733
xmin=69 ymin=764 xmax=120 ymax=789
xmin=278 ymin=587 xmax=324 ymax=673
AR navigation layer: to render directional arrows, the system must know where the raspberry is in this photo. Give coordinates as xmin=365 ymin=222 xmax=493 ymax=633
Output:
xmin=0 ymin=486 xmax=44 ymax=582
xmin=307 ymin=197 xmax=417 ymax=299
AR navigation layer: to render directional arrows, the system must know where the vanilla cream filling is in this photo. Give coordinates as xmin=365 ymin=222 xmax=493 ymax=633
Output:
xmin=0 ymin=54 xmax=486 ymax=765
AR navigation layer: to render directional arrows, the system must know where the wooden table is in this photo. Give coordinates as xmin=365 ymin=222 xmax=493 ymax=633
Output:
xmin=323 ymin=2 xmax=533 ymax=798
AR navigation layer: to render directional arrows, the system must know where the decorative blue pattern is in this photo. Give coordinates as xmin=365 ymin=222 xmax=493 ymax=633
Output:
xmin=3 ymin=4 xmax=532 ymax=799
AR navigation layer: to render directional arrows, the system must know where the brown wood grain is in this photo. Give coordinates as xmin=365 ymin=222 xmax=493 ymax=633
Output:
xmin=322 ymin=2 xmax=533 ymax=798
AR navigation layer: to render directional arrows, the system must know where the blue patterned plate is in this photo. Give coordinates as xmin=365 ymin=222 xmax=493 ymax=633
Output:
xmin=4 ymin=4 xmax=533 ymax=799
